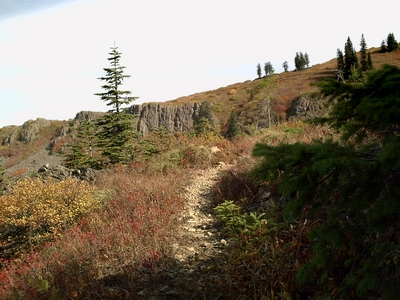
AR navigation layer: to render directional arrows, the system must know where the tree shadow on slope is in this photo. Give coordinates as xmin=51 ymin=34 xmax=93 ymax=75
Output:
xmin=99 ymin=253 xmax=233 ymax=300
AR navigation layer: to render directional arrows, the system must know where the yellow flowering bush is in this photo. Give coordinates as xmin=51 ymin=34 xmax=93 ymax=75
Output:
xmin=0 ymin=178 xmax=99 ymax=256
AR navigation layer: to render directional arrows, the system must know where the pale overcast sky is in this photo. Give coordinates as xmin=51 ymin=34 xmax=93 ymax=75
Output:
xmin=0 ymin=0 xmax=399 ymax=127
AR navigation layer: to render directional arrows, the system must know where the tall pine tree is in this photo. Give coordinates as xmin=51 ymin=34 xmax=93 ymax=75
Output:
xmin=386 ymin=33 xmax=398 ymax=52
xmin=256 ymin=63 xmax=262 ymax=78
xmin=344 ymin=37 xmax=359 ymax=79
xmin=304 ymin=52 xmax=310 ymax=68
xmin=360 ymin=34 xmax=369 ymax=72
xmin=282 ymin=61 xmax=289 ymax=72
xmin=94 ymin=45 xmax=139 ymax=167
xmin=95 ymin=46 xmax=137 ymax=113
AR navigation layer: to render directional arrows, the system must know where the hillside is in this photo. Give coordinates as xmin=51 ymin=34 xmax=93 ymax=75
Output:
xmin=163 ymin=47 xmax=400 ymax=126
xmin=0 ymin=47 xmax=399 ymax=176
xmin=0 ymin=49 xmax=399 ymax=299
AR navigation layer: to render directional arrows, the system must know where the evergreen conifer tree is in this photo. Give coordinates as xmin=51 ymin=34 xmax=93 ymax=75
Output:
xmin=225 ymin=110 xmax=240 ymax=140
xmin=294 ymin=52 xmax=307 ymax=71
xmin=304 ymin=52 xmax=310 ymax=68
xmin=194 ymin=102 xmax=215 ymax=135
xmin=344 ymin=37 xmax=359 ymax=79
xmin=94 ymin=45 xmax=139 ymax=167
xmin=65 ymin=120 xmax=98 ymax=168
xmin=294 ymin=52 xmax=302 ymax=71
xmin=95 ymin=113 xmax=138 ymax=166
xmin=299 ymin=52 xmax=305 ymax=70
xmin=95 ymin=46 xmax=138 ymax=113
xmin=282 ymin=61 xmax=289 ymax=72
xmin=360 ymin=34 xmax=368 ymax=71
xmin=263 ymin=62 xmax=275 ymax=76
xmin=196 ymin=102 xmax=215 ymax=127
xmin=257 ymin=63 xmax=262 ymax=78
xmin=386 ymin=33 xmax=398 ymax=52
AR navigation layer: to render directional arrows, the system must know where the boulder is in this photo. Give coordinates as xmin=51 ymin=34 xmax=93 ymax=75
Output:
xmin=35 ymin=164 xmax=97 ymax=182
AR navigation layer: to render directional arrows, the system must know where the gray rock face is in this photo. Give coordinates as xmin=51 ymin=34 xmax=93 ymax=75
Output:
xmin=287 ymin=94 xmax=329 ymax=119
xmin=1 ymin=126 xmax=19 ymax=145
xmin=127 ymin=102 xmax=199 ymax=135
xmin=19 ymin=118 xmax=51 ymax=142
xmin=2 ymin=118 xmax=51 ymax=145
xmin=74 ymin=111 xmax=105 ymax=124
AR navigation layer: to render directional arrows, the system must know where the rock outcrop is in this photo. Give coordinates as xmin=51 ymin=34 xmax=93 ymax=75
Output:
xmin=287 ymin=94 xmax=329 ymax=119
xmin=35 ymin=164 xmax=97 ymax=182
xmin=2 ymin=118 xmax=51 ymax=145
xmin=127 ymin=102 xmax=199 ymax=135
xmin=74 ymin=111 xmax=105 ymax=124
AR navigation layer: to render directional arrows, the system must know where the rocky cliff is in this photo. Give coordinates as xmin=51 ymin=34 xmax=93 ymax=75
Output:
xmin=2 ymin=118 xmax=51 ymax=145
xmin=126 ymin=102 xmax=199 ymax=135
xmin=286 ymin=93 xmax=329 ymax=119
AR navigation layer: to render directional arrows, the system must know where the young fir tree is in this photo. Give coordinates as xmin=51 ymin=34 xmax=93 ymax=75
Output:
xmin=360 ymin=34 xmax=369 ymax=71
xmin=344 ymin=37 xmax=359 ymax=79
xmin=225 ymin=110 xmax=240 ymax=140
xmin=251 ymin=64 xmax=400 ymax=298
xmin=304 ymin=52 xmax=310 ymax=68
xmin=294 ymin=52 xmax=302 ymax=71
xmin=386 ymin=32 xmax=398 ymax=52
xmin=294 ymin=52 xmax=307 ymax=71
xmin=282 ymin=61 xmax=289 ymax=72
xmin=94 ymin=45 xmax=139 ymax=167
xmin=256 ymin=63 xmax=262 ymax=78
xmin=65 ymin=120 xmax=98 ymax=168
xmin=196 ymin=102 xmax=215 ymax=127
xmin=264 ymin=62 xmax=275 ymax=76
xmin=194 ymin=102 xmax=215 ymax=135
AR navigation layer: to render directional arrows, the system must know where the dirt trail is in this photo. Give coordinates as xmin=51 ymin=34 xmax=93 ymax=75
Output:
xmin=137 ymin=162 xmax=233 ymax=299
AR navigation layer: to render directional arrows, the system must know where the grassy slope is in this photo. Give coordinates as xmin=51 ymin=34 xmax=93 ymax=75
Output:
xmin=0 ymin=47 xmax=399 ymax=173
xmin=160 ymin=47 xmax=400 ymax=126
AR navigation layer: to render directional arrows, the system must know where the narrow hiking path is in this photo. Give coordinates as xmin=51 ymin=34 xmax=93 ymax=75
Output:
xmin=136 ymin=162 xmax=234 ymax=299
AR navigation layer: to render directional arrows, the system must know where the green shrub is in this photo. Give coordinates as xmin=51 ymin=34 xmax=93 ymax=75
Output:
xmin=214 ymin=200 xmax=267 ymax=236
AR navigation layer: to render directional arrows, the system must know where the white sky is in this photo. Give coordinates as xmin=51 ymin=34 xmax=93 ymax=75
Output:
xmin=0 ymin=0 xmax=399 ymax=127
